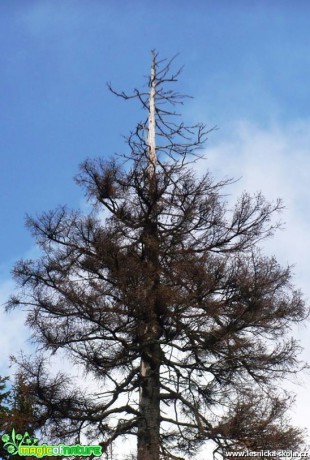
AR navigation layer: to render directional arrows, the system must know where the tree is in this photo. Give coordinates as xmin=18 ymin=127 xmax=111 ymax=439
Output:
xmin=6 ymin=51 xmax=308 ymax=460
xmin=0 ymin=372 xmax=64 ymax=460
xmin=0 ymin=373 xmax=37 ymax=460
xmin=0 ymin=376 xmax=11 ymax=459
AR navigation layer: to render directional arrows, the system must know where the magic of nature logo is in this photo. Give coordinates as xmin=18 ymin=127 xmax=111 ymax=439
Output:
xmin=1 ymin=428 xmax=103 ymax=457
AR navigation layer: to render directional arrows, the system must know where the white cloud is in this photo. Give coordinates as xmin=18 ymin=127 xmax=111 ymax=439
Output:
xmin=199 ymin=119 xmax=310 ymax=436
xmin=0 ymin=279 xmax=33 ymax=376
xmin=0 ymin=244 xmax=43 ymax=376
xmin=202 ymin=119 xmax=310 ymax=286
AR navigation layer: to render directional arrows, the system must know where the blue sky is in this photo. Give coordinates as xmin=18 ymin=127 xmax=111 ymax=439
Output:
xmin=1 ymin=0 xmax=310 ymax=454
xmin=1 ymin=1 xmax=310 ymax=262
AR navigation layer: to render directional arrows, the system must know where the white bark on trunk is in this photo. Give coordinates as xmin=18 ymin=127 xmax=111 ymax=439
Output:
xmin=147 ymin=50 xmax=156 ymax=177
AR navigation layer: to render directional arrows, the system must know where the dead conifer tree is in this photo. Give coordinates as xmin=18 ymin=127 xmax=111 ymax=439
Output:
xmin=6 ymin=52 xmax=308 ymax=460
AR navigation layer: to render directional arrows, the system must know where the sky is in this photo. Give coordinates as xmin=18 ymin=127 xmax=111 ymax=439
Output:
xmin=1 ymin=0 xmax=310 ymax=456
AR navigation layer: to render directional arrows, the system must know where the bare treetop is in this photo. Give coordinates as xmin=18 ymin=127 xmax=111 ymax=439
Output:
xmin=108 ymin=51 xmax=210 ymax=166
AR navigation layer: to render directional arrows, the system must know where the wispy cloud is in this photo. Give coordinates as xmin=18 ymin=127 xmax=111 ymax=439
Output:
xmin=203 ymin=119 xmax=310 ymax=270
xmin=0 ymin=279 xmax=33 ymax=376
xmin=199 ymin=119 xmax=310 ymax=434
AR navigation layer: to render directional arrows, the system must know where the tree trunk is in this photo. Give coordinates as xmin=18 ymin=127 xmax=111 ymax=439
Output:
xmin=137 ymin=341 xmax=161 ymax=460
xmin=137 ymin=50 xmax=161 ymax=460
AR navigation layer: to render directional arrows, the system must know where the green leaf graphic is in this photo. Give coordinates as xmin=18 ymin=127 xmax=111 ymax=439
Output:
xmin=11 ymin=428 xmax=16 ymax=444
